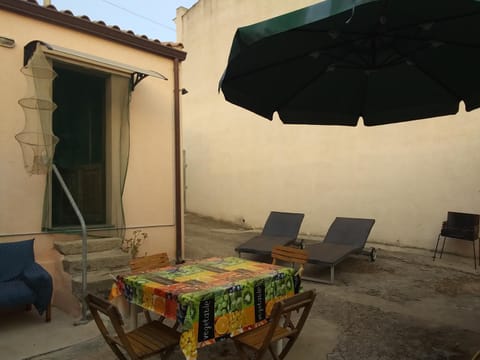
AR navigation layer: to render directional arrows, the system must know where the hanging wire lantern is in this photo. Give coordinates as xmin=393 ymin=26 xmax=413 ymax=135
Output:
xmin=15 ymin=98 xmax=58 ymax=174
xmin=16 ymin=45 xmax=58 ymax=175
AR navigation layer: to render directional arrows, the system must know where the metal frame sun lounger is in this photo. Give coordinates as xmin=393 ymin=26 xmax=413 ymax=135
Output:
xmin=303 ymin=217 xmax=376 ymax=284
xmin=235 ymin=211 xmax=304 ymax=257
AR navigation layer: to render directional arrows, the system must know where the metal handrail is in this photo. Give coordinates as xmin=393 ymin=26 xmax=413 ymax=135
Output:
xmin=52 ymin=164 xmax=89 ymax=325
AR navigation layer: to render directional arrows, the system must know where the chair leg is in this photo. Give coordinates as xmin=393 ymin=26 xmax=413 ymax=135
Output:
xmin=268 ymin=344 xmax=281 ymax=360
xmin=143 ymin=309 xmax=152 ymax=323
xmin=105 ymin=338 xmax=129 ymax=360
xmin=45 ymin=303 xmax=51 ymax=322
xmin=233 ymin=342 xmax=251 ymax=360
xmin=278 ymin=337 xmax=299 ymax=359
xmin=472 ymin=349 xmax=480 ymax=360
xmin=433 ymin=234 xmax=442 ymax=261
xmin=440 ymin=237 xmax=447 ymax=259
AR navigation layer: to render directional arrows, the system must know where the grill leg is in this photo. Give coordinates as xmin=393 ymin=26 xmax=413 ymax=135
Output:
xmin=473 ymin=240 xmax=477 ymax=271
xmin=433 ymin=234 xmax=442 ymax=261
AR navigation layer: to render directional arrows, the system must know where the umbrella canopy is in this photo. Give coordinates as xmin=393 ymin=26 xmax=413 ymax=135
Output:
xmin=219 ymin=0 xmax=480 ymax=126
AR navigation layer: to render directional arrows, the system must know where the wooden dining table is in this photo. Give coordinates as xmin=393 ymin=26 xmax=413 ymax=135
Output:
xmin=110 ymin=256 xmax=300 ymax=360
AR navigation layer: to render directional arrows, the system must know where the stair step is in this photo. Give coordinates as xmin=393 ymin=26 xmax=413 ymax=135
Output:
xmin=63 ymin=249 xmax=131 ymax=274
xmin=54 ymin=237 xmax=122 ymax=255
xmin=72 ymin=268 xmax=129 ymax=300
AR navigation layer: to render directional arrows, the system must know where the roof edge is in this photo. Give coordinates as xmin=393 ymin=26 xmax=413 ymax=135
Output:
xmin=0 ymin=0 xmax=187 ymax=61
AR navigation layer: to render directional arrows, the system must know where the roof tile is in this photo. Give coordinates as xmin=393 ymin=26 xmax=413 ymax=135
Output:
xmin=18 ymin=0 xmax=184 ymax=50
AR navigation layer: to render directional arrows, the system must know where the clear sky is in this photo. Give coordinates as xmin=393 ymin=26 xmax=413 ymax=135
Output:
xmin=49 ymin=0 xmax=198 ymax=42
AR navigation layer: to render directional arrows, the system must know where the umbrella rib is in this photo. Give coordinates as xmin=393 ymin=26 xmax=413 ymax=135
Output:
xmin=227 ymin=7 xmax=480 ymax=81
xmin=266 ymin=32 xmax=376 ymax=111
xmin=391 ymin=43 xmax=462 ymax=104
xmin=272 ymin=64 xmax=337 ymax=115
xmin=226 ymin=31 xmax=375 ymax=82
xmin=389 ymin=33 xmax=480 ymax=50
xmin=383 ymin=10 xmax=480 ymax=49
xmin=386 ymin=10 xmax=480 ymax=34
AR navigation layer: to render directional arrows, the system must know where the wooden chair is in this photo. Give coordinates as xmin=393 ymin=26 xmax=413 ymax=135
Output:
xmin=271 ymin=245 xmax=308 ymax=277
xmin=129 ymin=253 xmax=180 ymax=329
xmin=86 ymin=293 xmax=179 ymax=360
xmin=129 ymin=252 xmax=170 ymax=273
xmin=233 ymin=289 xmax=316 ymax=360
xmin=129 ymin=253 xmax=171 ymax=324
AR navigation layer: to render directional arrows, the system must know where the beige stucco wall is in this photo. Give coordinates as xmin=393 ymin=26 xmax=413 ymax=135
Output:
xmin=178 ymin=0 xmax=480 ymax=256
xmin=0 ymin=9 xmax=179 ymax=313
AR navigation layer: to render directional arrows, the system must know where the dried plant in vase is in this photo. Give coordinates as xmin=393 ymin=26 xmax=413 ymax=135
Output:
xmin=121 ymin=230 xmax=147 ymax=258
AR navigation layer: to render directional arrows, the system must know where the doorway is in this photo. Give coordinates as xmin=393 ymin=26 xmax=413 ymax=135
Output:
xmin=51 ymin=65 xmax=106 ymax=227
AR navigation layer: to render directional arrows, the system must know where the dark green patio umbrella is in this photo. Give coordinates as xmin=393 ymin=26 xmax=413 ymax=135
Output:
xmin=219 ymin=0 xmax=480 ymax=126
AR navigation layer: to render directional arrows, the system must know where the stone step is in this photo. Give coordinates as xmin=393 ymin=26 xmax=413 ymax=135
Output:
xmin=72 ymin=268 xmax=130 ymax=300
xmin=63 ymin=249 xmax=130 ymax=274
xmin=54 ymin=237 xmax=122 ymax=255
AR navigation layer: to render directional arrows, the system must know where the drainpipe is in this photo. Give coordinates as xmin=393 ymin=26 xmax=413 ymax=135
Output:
xmin=173 ymin=58 xmax=183 ymax=263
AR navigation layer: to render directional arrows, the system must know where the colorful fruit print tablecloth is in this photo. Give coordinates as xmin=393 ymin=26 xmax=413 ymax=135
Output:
xmin=111 ymin=256 xmax=299 ymax=360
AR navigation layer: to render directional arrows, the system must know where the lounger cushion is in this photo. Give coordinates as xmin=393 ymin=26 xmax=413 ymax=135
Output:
xmin=262 ymin=212 xmax=304 ymax=238
xmin=235 ymin=211 xmax=304 ymax=256
xmin=306 ymin=243 xmax=359 ymax=266
xmin=323 ymin=218 xmax=375 ymax=247
xmin=235 ymin=235 xmax=295 ymax=256
xmin=305 ymin=217 xmax=375 ymax=266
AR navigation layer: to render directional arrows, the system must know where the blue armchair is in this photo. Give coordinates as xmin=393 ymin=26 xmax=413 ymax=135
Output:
xmin=0 ymin=239 xmax=53 ymax=321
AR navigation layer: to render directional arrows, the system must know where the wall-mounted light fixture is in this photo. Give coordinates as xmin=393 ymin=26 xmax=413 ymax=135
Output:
xmin=0 ymin=36 xmax=15 ymax=48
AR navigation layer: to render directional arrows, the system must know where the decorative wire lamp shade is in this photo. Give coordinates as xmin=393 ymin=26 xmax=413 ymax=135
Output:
xmin=16 ymin=98 xmax=58 ymax=175
xmin=16 ymin=45 xmax=58 ymax=175
xmin=20 ymin=57 xmax=57 ymax=80
xmin=15 ymin=132 xmax=59 ymax=175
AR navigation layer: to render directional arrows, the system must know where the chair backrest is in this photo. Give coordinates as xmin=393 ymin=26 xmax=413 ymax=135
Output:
xmin=129 ymin=252 xmax=170 ymax=273
xmin=447 ymin=211 xmax=480 ymax=228
xmin=85 ymin=293 xmax=135 ymax=354
xmin=444 ymin=212 xmax=480 ymax=240
xmin=324 ymin=217 xmax=375 ymax=248
xmin=262 ymin=211 xmax=304 ymax=238
xmin=86 ymin=293 xmax=180 ymax=360
xmin=271 ymin=245 xmax=307 ymax=277
xmin=257 ymin=289 xmax=316 ymax=358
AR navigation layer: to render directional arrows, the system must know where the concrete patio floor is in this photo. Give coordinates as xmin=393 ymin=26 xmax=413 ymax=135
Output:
xmin=0 ymin=306 xmax=98 ymax=359
xmin=2 ymin=212 xmax=479 ymax=359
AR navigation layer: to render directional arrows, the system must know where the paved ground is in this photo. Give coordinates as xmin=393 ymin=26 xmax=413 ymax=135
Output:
xmin=27 ymin=212 xmax=480 ymax=360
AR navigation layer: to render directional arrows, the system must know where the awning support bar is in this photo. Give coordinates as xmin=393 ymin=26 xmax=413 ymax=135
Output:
xmin=131 ymin=72 xmax=148 ymax=91
xmin=24 ymin=40 xmax=167 ymax=92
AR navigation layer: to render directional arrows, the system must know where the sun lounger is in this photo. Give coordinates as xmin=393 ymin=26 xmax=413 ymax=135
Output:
xmin=303 ymin=217 xmax=375 ymax=284
xmin=235 ymin=211 xmax=304 ymax=257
